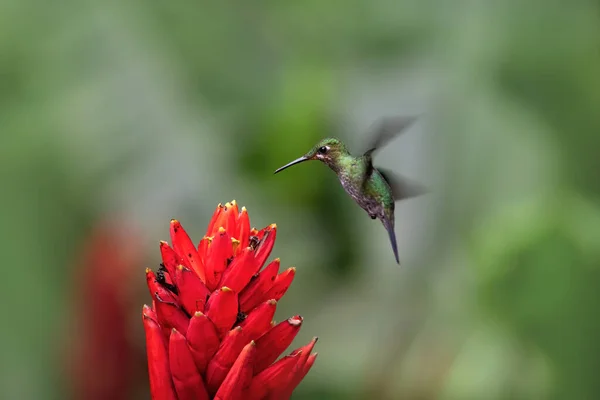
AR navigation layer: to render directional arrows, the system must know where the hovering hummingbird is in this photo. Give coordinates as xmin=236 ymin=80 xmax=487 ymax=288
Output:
xmin=274 ymin=116 xmax=426 ymax=264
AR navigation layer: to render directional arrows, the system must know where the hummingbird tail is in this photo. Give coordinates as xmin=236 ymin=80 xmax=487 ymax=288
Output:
xmin=382 ymin=217 xmax=400 ymax=265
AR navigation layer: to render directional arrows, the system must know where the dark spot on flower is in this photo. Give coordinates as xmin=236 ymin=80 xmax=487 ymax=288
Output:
xmin=188 ymin=253 xmax=192 ymax=258
xmin=156 ymin=270 xmax=178 ymax=294
xmin=226 ymin=257 xmax=233 ymax=266
xmin=235 ymin=311 xmax=248 ymax=324
xmin=249 ymin=236 xmax=260 ymax=250
xmin=166 ymin=283 xmax=178 ymax=294
xmin=271 ymin=276 xmax=276 ymax=281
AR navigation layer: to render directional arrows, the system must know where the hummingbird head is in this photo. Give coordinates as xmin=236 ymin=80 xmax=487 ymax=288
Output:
xmin=274 ymin=138 xmax=349 ymax=174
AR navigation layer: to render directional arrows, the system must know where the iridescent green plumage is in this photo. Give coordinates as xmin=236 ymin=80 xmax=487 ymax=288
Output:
xmin=274 ymin=117 xmax=425 ymax=264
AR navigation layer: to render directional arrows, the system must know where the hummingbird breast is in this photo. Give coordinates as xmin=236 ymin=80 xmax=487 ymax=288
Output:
xmin=338 ymin=169 xmax=389 ymax=219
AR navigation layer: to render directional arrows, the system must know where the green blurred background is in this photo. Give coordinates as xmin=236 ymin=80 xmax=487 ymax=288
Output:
xmin=2 ymin=1 xmax=600 ymax=399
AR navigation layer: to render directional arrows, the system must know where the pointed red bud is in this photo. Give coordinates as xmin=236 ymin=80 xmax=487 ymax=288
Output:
xmin=263 ymin=267 xmax=296 ymax=303
xmin=205 ymin=227 xmax=233 ymax=290
xmin=229 ymin=200 xmax=239 ymax=217
xmin=159 ymin=241 xmax=182 ymax=278
xmin=254 ymin=224 xmax=276 ymax=267
xmin=220 ymin=247 xmax=260 ymax=293
xmin=197 ymin=236 xmax=212 ymax=274
xmin=205 ymin=327 xmax=248 ymax=394
xmin=238 ymin=299 xmax=277 ymax=340
xmin=143 ymin=305 xmax=177 ymax=400
xmin=245 ymin=351 xmax=302 ymax=399
xmin=254 ymin=315 xmax=303 ymax=374
xmin=303 ymin=353 xmax=318 ymax=375
xmin=235 ymin=206 xmax=251 ymax=252
xmin=231 ymin=237 xmax=241 ymax=256
xmin=186 ymin=312 xmax=220 ymax=374
xmin=146 ymin=268 xmax=178 ymax=305
xmin=154 ymin=291 xmax=190 ymax=336
xmin=255 ymin=226 xmax=267 ymax=240
xmin=277 ymin=337 xmax=319 ymax=398
xmin=205 ymin=287 xmax=238 ymax=338
xmin=214 ymin=340 xmax=256 ymax=400
xmin=206 ymin=203 xmax=224 ymax=237
xmin=239 ymin=259 xmax=280 ymax=313
xmin=169 ymin=329 xmax=210 ymax=400
xmin=210 ymin=202 xmax=237 ymax=237
xmin=174 ymin=265 xmax=210 ymax=315
xmin=170 ymin=220 xmax=206 ymax=283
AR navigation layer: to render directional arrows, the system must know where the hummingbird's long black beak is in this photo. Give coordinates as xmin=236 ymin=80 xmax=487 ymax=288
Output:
xmin=274 ymin=156 xmax=309 ymax=174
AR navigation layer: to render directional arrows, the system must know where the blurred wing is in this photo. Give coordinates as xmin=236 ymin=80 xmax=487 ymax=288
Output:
xmin=363 ymin=116 xmax=419 ymax=156
xmin=377 ymin=168 xmax=427 ymax=201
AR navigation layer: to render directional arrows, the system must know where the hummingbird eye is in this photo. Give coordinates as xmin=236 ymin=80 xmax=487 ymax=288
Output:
xmin=317 ymin=146 xmax=328 ymax=154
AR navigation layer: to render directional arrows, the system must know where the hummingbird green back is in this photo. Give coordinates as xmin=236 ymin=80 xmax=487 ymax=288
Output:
xmin=273 ymin=116 xmax=425 ymax=264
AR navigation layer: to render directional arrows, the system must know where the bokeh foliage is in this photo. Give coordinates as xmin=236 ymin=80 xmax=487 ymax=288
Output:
xmin=1 ymin=0 xmax=599 ymax=399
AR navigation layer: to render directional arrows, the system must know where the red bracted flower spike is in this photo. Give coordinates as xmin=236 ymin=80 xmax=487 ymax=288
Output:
xmin=143 ymin=201 xmax=318 ymax=400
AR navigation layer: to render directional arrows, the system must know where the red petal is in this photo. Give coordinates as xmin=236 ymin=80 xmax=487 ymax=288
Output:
xmin=244 ymin=351 xmax=301 ymax=400
xmin=170 ymin=219 xmax=206 ymax=283
xmin=209 ymin=201 xmax=237 ymax=237
xmin=223 ymin=202 xmax=238 ymax=235
xmin=186 ymin=312 xmax=220 ymax=374
xmin=206 ymin=203 xmax=224 ymax=236
xmin=254 ymin=316 xmax=303 ymax=374
xmin=154 ymin=292 xmax=190 ymax=336
xmin=263 ymin=267 xmax=296 ymax=302
xmin=197 ymin=236 xmax=211 ymax=271
xmin=231 ymin=237 xmax=241 ymax=256
xmin=214 ymin=341 xmax=256 ymax=400
xmin=279 ymin=353 xmax=318 ymax=400
xmin=169 ymin=329 xmax=210 ymax=400
xmin=238 ymin=299 xmax=277 ymax=340
xmin=161 ymin=270 xmax=175 ymax=287
xmin=159 ymin=241 xmax=183 ymax=278
xmin=205 ymin=228 xmax=233 ymax=290
xmin=229 ymin=200 xmax=239 ymax=217
xmin=239 ymin=259 xmax=280 ymax=313
xmin=302 ymin=353 xmax=318 ymax=376
xmin=146 ymin=268 xmax=178 ymax=305
xmin=235 ymin=206 xmax=251 ymax=252
xmin=220 ymin=247 xmax=261 ymax=293
xmin=276 ymin=337 xmax=319 ymax=398
xmin=205 ymin=287 xmax=239 ymax=338
xmin=255 ymin=226 xmax=266 ymax=240
xmin=269 ymin=352 xmax=319 ymax=400
xmin=174 ymin=265 xmax=210 ymax=315
xmin=254 ymin=224 xmax=277 ymax=268
xmin=205 ymin=327 xmax=247 ymax=394
xmin=143 ymin=305 xmax=177 ymax=400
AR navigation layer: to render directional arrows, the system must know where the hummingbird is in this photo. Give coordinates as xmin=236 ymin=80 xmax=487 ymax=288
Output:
xmin=274 ymin=116 xmax=426 ymax=265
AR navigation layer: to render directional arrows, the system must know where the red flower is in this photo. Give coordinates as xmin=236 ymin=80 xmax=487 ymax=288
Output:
xmin=69 ymin=218 xmax=143 ymax=400
xmin=143 ymin=201 xmax=318 ymax=400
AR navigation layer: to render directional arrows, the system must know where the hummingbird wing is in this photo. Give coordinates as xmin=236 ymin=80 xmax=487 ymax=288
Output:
xmin=363 ymin=115 xmax=419 ymax=157
xmin=377 ymin=168 xmax=427 ymax=201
